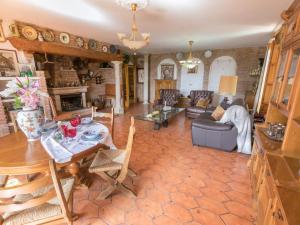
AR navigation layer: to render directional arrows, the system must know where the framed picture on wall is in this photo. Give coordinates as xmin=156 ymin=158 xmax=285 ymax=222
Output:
xmin=161 ymin=64 xmax=174 ymax=80
xmin=0 ymin=49 xmax=19 ymax=77
xmin=0 ymin=20 xmax=5 ymax=42
xmin=188 ymin=65 xmax=198 ymax=74
xmin=138 ymin=69 xmax=144 ymax=83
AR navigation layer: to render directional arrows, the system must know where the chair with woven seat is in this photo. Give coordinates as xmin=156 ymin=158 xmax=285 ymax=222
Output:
xmin=0 ymin=160 xmax=75 ymax=225
xmin=91 ymin=106 xmax=114 ymax=141
xmin=89 ymin=117 xmax=136 ymax=200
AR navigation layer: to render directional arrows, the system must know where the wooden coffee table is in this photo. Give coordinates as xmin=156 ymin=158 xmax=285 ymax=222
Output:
xmin=135 ymin=107 xmax=185 ymax=130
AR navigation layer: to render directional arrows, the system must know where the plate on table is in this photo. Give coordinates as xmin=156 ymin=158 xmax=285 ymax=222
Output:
xmin=22 ymin=26 xmax=38 ymax=40
xmin=81 ymin=117 xmax=93 ymax=125
xmin=83 ymin=130 xmax=100 ymax=140
xmin=42 ymin=121 xmax=58 ymax=133
xmin=81 ymin=132 xmax=103 ymax=141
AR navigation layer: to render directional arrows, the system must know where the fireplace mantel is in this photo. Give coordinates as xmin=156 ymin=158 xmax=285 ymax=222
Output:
xmin=48 ymin=86 xmax=88 ymax=112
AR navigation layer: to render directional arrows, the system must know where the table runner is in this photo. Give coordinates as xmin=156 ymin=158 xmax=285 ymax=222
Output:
xmin=41 ymin=122 xmax=115 ymax=163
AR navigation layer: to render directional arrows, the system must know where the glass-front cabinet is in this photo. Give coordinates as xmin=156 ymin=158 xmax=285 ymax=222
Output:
xmin=271 ymin=52 xmax=288 ymax=103
xmin=280 ymin=48 xmax=300 ymax=107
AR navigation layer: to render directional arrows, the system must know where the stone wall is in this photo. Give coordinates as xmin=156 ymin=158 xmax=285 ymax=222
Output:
xmin=149 ymin=47 xmax=266 ymax=103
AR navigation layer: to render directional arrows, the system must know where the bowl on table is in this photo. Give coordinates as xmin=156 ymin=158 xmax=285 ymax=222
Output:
xmin=82 ymin=130 xmax=100 ymax=140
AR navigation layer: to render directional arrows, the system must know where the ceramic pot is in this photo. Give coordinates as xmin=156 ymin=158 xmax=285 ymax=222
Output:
xmin=16 ymin=107 xmax=43 ymax=141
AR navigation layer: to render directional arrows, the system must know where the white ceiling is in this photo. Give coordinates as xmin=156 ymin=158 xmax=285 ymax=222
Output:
xmin=0 ymin=0 xmax=293 ymax=54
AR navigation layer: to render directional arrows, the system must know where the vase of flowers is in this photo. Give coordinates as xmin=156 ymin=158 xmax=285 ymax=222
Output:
xmin=0 ymin=77 xmax=43 ymax=141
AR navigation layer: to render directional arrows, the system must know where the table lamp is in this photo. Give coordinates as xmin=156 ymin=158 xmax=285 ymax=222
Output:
xmin=218 ymin=75 xmax=238 ymax=107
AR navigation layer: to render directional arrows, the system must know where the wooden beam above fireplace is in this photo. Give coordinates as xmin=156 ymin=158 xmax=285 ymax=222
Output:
xmin=8 ymin=37 xmax=123 ymax=62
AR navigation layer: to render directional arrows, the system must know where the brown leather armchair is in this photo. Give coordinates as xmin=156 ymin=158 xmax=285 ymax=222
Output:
xmin=186 ymin=90 xmax=214 ymax=118
xmin=154 ymin=89 xmax=180 ymax=108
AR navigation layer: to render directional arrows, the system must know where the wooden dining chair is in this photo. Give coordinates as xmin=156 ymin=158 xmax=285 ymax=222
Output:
xmin=91 ymin=106 xmax=114 ymax=140
xmin=0 ymin=160 xmax=75 ymax=225
xmin=89 ymin=117 xmax=136 ymax=200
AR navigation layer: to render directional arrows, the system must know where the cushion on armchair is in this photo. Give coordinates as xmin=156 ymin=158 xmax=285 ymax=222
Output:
xmin=196 ymin=98 xmax=210 ymax=108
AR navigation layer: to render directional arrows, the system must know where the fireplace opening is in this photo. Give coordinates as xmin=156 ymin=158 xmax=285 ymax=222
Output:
xmin=61 ymin=94 xmax=83 ymax=112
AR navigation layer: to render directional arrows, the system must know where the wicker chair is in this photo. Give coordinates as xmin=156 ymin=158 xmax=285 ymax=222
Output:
xmin=89 ymin=117 xmax=136 ymax=200
xmin=0 ymin=160 xmax=75 ymax=225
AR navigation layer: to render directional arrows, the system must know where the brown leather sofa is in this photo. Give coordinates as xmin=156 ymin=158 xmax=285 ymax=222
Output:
xmin=154 ymin=89 xmax=180 ymax=108
xmin=186 ymin=90 xmax=214 ymax=119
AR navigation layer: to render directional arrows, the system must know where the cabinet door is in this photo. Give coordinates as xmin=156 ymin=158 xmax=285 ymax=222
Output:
xmin=280 ymin=48 xmax=300 ymax=109
xmin=271 ymin=52 xmax=288 ymax=103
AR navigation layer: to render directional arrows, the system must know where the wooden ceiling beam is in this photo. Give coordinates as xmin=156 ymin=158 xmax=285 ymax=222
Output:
xmin=8 ymin=37 xmax=123 ymax=62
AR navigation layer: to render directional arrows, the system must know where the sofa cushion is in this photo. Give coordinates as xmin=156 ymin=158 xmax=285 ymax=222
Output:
xmin=211 ymin=105 xmax=225 ymax=120
xmin=192 ymin=117 xmax=233 ymax=131
xmin=196 ymin=98 xmax=209 ymax=108
xmin=190 ymin=90 xmax=213 ymax=106
xmin=186 ymin=106 xmax=206 ymax=114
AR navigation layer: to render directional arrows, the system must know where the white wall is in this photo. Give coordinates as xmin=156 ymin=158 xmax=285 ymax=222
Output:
xmin=157 ymin=58 xmax=178 ymax=80
xmin=180 ymin=62 xmax=204 ymax=97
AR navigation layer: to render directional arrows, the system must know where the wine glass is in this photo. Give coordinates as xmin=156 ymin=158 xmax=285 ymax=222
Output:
xmin=67 ymin=128 xmax=77 ymax=143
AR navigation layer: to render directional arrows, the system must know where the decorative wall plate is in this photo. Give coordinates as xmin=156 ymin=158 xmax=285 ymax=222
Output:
xmin=42 ymin=30 xmax=55 ymax=42
xmin=76 ymin=37 xmax=84 ymax=48
xmin=59 ymin=32 xmax=70 ymax=44
xmin=102 ymin=45 xmax=108 ymax=53
xmin=204 ymin=50 xmax=212 ymax=58
xmin=176 ymin=52 xmax=184 ymax=61
xmin=21 ymin=26 xmax=38 ymax=40
xmin=110 ymin=45 xmax=117 ymax=54
xmin=88 ymin=39 xmax=97 ymax=50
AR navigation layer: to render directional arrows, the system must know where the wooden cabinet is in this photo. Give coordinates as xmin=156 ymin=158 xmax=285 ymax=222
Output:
xmin=123 ymin=64 xmax=137 ymax=108
xmin=155 ymin=79 xmax=177 ymax=100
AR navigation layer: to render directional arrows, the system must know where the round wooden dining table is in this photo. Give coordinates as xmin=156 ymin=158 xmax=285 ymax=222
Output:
xmin=0 ymin=131 xmax=106 ymax=187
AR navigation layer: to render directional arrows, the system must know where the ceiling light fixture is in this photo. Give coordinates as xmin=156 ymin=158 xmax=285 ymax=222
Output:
xmin=116 ymin=0 xmax=150 ymax=52
xmin=180 ymin=41 xmax=201 ymax=69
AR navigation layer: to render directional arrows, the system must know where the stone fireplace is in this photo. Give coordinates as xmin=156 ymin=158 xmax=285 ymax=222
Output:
xmin=48 ymin=86 xmax=88 ymax=112
xmin=61 ymin=93 xmax=83 ymax=112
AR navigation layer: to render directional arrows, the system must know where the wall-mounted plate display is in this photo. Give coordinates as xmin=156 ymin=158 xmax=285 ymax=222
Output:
xmin=59 ymin=32 xmax=70 ymax=44
xmin=176 ymin=52 xmax=184 ymax=61
xmin=42 ymin=30 xmax=55 ymax=42
xmin=76 ymin=37 xmax=84 ymax=48
xmin=102 ymin=45 xmax=108 ymax=53
xmin=88 ymin=39 xmax=97 ymax=50
xmin=110 ymin=45 xmax=117 ymax=54
xmin=21 ymin=26 xmax=38 ymax=40
xmin=204 ymin=50 xmax=212 ymax=58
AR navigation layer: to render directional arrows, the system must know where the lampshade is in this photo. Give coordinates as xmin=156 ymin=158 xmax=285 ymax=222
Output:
xmin=218 ymin=75 xmax=238 ymax=96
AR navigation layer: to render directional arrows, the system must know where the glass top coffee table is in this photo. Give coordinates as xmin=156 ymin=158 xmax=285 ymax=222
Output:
xmin=135 ymin=107 xmax=185 ymax=130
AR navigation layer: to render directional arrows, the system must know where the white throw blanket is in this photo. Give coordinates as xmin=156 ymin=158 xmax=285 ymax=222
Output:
xmin=219 ymin=105 xmax=252 ymax=154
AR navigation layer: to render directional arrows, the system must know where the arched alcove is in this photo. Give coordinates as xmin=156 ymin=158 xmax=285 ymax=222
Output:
xmin=208 ymin=56 xmax=237 ymax=105
xmin=208 ymin=56 xmax=237 ymax=92
xmin=180 ymin=61 xmax=205 ymax=97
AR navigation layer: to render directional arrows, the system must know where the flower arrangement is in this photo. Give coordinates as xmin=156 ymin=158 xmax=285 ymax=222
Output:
xmin=0 ymin=76 xmax=40 ymax=110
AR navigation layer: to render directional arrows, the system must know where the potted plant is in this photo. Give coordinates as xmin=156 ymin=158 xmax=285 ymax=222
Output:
xmin=0 ymin=76 xmax=43 ymax=141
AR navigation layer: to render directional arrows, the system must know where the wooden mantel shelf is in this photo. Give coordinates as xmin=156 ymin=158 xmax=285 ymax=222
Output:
xmin=8 ymin=37 xmax=123 ymax=62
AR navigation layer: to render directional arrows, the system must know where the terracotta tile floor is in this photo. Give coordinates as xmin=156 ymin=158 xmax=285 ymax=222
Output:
xmin=73 ymin=104 xmax=255 ymax=225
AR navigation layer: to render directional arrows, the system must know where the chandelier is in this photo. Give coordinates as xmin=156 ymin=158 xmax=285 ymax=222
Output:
xmin=116 ymin=0 xmax=150 ymax=51
xmin=180 ymin=41 xmax=201 ymax=69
